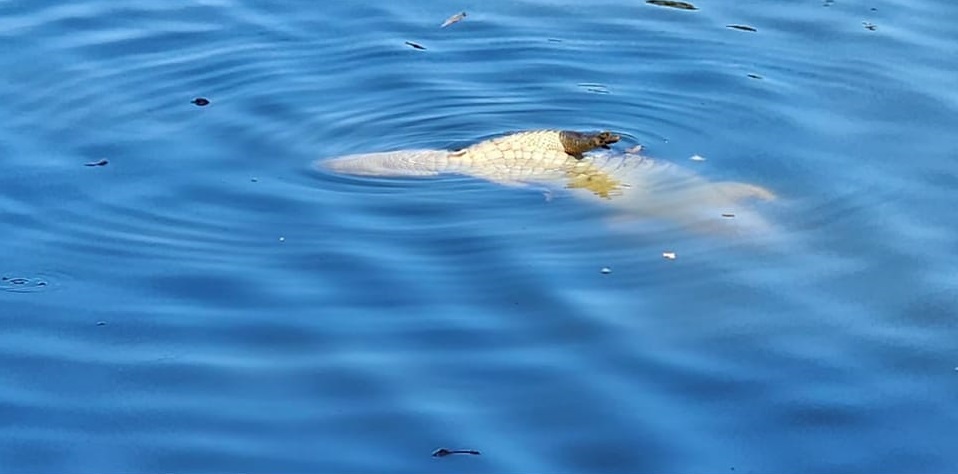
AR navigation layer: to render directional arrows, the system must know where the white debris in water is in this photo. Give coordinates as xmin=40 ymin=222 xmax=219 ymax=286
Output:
xmin=279 ymin=237 xmax=286 ymax=242
xmin=626 ymin=145 xmax=644 ymax=154
xmin=441 ymin=11 xmax=467 ymax=28
xmin=690 ymin=154 xmax=706 ymax=161
xmin=662 ymin=252 xmax=677 ymax=260
xmin=600 ymin=267 xmax=612 ymax=274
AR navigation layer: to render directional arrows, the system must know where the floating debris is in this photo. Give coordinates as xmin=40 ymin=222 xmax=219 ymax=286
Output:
xmin=441 ymin=11 xmax=467 ymax=28
xmin=405 ymin=41 xmax=427 ymax=50
xmin=625 ymin=145 xmax=644 ymax=154
xmin=250 ymin=177 xmax=258 ymax=182
xmin=721 ymin=213 xmax=736 ymax=218
xmin=646 ymin=0 xmax=697 ymax=10
xmin=690 ymin=154 xmax=706 ymax=161
xmin=662 ymin=251 xmax=677 ymax=260
xmin=600 ymin=267 xmax=612 ymax=274
xmin=1 ymin=275 xmax=50 ymax=293
xmin=862 ymin=21 xmax=877 ymax=31
xmin=432 ymin=448 xmax=481 ymax=457
xmin=96 ymin=321 xmax=107 ymax=326
xmin=727 ymin=24 xmax=757 ymax=32
xmin=547 ymin=38 xmax=563 ymax=43
xmin=747 ymin=73 xmax=763 ymax=80
xmin=84 ymin=159 xmax=109 ymax=167
xmin=279 ymin=236 xmax=286 ymax=242
xmin=578 ymin=83 xmax=610 ymax=94
xmin=191 ymin=97 xmax=210 ymax=106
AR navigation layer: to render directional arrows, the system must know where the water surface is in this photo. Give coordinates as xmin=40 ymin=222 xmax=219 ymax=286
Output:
xmin=1 ymin=0 xmax=957 ymax=472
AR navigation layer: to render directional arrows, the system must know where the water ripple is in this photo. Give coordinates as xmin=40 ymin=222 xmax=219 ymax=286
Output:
xmin=1 ymin=0 xmax=957 ymax=472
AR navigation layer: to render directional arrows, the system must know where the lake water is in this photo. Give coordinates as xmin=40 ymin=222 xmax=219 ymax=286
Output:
xmin=1 ymin=0 xmax=956 ymax=472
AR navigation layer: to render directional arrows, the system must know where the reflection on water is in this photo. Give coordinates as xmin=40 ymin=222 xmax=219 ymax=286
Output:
xmin=1 ymin=0 xmax=957 ymax=472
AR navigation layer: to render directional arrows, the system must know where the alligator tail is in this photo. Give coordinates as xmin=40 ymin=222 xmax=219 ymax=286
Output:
xmin=316 ymin=149 xmax=455 ymax=177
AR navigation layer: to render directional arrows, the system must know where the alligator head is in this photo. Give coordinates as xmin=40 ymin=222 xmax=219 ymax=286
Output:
xmin=559 ymin=130 xmax=621 ymax=158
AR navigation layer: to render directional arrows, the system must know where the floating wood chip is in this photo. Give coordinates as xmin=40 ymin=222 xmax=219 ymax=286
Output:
xmin=441 ymin=11 xmax=467 ymax=28
xmin=662 ymin=252 xmax=677 ymax=260
xmin=84 ymin=159 xmax=109 ymax=167
xmin=727 ymin=25 xmax=757 ymax=32
xmin=405 ymin=41 xmax=426 ymax=50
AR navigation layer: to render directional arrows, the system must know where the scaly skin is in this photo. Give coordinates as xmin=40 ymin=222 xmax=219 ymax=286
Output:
xmin=321 ymin=129 xmax=619 ymax=184
xmin=317 ymin=129 xmax=775 ymax=235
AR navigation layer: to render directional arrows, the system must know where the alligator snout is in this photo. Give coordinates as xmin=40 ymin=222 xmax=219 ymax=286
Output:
xmin=593 ymin=131 xmax=620 ymax=149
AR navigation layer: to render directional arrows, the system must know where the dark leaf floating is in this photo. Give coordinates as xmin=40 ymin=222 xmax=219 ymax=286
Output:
xmin=441 ymin=11 xmax=466 ymax=28
xmin=405 ymin=41 xmax=426 ymax=50
xmin=84 ymin=159 xmax=109 ymax=167
xmin=191 ymin=97 xmax=210 ymax=106
xmin=646 ymin=0 xmax=697 ymax=10
xmin=727 ymin=24 xmax=757 ymax=32
xmin=432 ymin=448 xmax=481 ymax=457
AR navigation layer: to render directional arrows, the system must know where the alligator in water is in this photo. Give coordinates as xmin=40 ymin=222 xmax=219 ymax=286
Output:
xmin=316 ymin=129 xmax=776 ymax=236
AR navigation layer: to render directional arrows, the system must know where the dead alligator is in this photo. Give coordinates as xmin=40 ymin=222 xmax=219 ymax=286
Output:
xmin=316 ymin=129 xmax=775 ymax=235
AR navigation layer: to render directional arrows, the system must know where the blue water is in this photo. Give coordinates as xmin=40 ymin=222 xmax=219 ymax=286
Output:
xmin=2 ymin=0 xmax=957 ymax=472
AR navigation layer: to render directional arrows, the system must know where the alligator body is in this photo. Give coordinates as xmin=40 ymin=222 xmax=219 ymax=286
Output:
xmin=317 ymin=129 xmax=775 ymax=235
